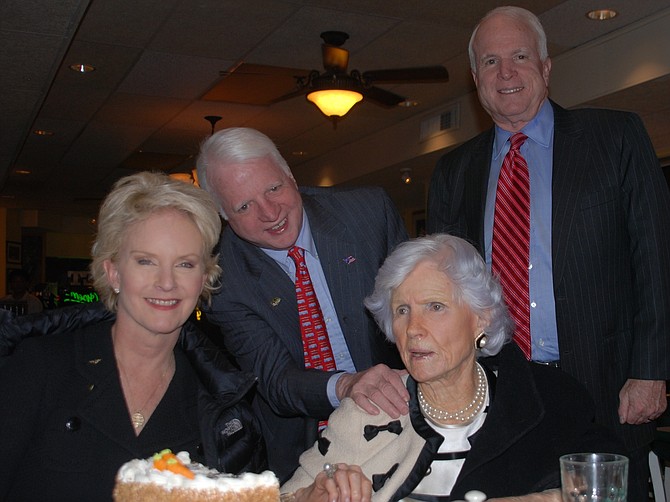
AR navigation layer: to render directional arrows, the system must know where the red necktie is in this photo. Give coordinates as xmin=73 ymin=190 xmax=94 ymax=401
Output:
xmin=288 ymin=246 xmax=336 ymax=429
xmin=288 ymin=246 xmax=336 ymax=372
xmin=492 ymin=132 xmax=531 ymax=359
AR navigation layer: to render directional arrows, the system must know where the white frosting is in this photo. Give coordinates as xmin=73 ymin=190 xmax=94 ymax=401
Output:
xmin=116 ymin=451 xmax=279 ymax=492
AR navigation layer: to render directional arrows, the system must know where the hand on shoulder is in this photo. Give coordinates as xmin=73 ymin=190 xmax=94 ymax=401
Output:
xmin=335 ymin=364 xmax=409 ymax=418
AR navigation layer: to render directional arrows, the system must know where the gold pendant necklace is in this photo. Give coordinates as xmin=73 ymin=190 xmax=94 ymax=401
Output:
xmin=117 ymin=359 xmax=172 ymax=430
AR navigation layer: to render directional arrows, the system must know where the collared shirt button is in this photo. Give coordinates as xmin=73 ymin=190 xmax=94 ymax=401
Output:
xmin=528 ymin=263 xmax=533 ymax=270
xmin=530 ymin=302 xmax=537 ymax=308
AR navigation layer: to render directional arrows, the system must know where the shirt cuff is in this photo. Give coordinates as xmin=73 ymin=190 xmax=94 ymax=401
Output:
xmin=327 ymin=371 xmax=349 ymax=407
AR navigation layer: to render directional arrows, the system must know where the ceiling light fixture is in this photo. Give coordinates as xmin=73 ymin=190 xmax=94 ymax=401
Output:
xmin=69 ymin=63 xmax=96 ymax=73
xmin=204 ymin=115 xmax=222 ymax=135
xmin=307 ymin=89 xmax=363 ymax=118
xmin=303 ymin=61 xmax=365 ymax=128
xmin=586 ymin=9 xmax=618 ymax=21
xmin=400 ymin=167 xmax=412 ymax=185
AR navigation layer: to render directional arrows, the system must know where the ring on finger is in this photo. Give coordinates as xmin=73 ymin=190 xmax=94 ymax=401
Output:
xmin=323 ymin=463 xmax=338 ymax=479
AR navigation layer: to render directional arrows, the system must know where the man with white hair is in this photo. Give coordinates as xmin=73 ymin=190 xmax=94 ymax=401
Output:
xmin=197 ymin=127 xmax=409 ymax=482
xmin=428 ymin=7 xmax=670 ymax=500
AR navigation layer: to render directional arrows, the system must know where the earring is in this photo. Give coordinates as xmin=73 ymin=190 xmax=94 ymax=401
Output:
xmin=474 ymin=332 xmax=488 ymax=350
xmin=113 ymin=288 xmax=120 ymax=294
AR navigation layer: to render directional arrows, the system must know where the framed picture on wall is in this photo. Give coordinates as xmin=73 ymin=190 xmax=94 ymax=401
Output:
xmin=6 ymin=241 xmax=21 ymax=265
xmin=412 ymin=210 xmax=426 ymax=238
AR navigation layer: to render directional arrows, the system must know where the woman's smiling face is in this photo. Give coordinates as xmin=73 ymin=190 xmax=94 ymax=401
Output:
xmin=104 ymin=209 xmax=207 ymax=339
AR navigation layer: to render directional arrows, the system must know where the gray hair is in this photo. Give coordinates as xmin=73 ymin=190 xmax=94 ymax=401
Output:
xmin=195 ymin=127 xmax=294 ymax=219
xmin=468 ymin=6 xmax=548 ymax=72
xmin=364 ymin=234 xmax=512 ymax=356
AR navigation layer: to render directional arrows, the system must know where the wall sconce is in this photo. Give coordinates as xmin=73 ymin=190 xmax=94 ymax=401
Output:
xmin=400 ymin=168 xmax=412 ymax=184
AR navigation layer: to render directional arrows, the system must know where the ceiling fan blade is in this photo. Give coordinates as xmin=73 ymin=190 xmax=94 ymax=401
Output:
xmin=269 ymin=86 xmax=308 ymax=104
xmin=322 ymin=44 xmax=349 ymax=72
xmin=363 ymin=86 xmax=406 ymax=108
xmin=362 ymin=65 xmax=449 ymax=84
xmin=204 ymin=63 xmax=309 ymax=105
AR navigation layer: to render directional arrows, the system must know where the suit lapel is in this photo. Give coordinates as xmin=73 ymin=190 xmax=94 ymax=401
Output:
xmin=235 ymin=234 xmax=305 ymax=359
xmin=302 ymin=194 xmax=373 ymax=368
xmin=464 ymin=130 xmax=495 ymax=254
xmin=304 ymin=195 xmax=376 ymax=365
xmin=457 ymin=346 xmax=544 ymax=480
xmin=550 ymin=102 xmax=589 ymax=289
xmin=73 ymin=324 xmax=139 ymax=453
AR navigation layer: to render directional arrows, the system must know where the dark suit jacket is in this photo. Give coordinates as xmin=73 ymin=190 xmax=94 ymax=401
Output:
xmin=0 ymin=322 xmax=203 ymax=501
xmin=205 ymin=185 xmax=407 ymax=481
xmin=427 ymin=100 xmax=670 ymax=451
xmin=284 ymin=343 xmax=623 ymax=501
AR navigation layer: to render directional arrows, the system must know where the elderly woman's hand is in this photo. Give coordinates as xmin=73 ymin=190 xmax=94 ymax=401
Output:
xmin=291 ymin=463 xmax=372 ymax=502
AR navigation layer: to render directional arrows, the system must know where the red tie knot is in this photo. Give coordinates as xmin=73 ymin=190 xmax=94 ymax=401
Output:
xmin=288 ymin=246 xmax=304 ymax=264
xmin=510 ymin=132 xmax=528 ymax=152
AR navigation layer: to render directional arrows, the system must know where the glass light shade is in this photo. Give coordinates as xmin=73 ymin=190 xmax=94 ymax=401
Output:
xmin=307 ymin=89 xmax=363 ymax=117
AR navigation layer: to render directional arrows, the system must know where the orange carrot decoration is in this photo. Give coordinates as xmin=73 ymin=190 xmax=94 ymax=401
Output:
xmin=152 ymin=449 xmax=195 ymax=479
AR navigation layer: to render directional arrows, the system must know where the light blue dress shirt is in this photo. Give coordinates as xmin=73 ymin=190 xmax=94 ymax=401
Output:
xmin=483 ymin=99 xmax=560 ymax=361
xmin=262 ymin=209 xmax=356 ymax=407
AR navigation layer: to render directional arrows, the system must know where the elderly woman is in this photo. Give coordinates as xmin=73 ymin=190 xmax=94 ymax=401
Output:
xmin=0 ymin=172 xmax=367 ymax=502
xmin=283 ymin=234 xmax=622 ymax=501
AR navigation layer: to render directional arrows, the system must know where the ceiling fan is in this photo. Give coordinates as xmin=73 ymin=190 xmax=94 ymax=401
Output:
xmin=272 ymin=31 xmax=449 ymax=125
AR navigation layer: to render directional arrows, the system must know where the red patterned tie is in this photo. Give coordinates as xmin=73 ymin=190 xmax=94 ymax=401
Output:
xmin=492 ymin=132 xmax=531 ymax=359
xmin=288 ymin=246 xmax=336 ymax=428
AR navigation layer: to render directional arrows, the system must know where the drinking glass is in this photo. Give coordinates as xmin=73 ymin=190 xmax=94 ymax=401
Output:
xmin=560 ymin=453 xmax=628 ymax=502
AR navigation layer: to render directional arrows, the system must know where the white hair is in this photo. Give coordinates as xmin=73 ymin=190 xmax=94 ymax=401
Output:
xmin=468 ymin=6 xmax=549 ymax=72
xmin=364 ymin=234 xmax=512 ymax=356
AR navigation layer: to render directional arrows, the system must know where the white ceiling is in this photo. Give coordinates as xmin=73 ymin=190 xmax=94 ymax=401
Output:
xmin=2 ymin=0 xmax=669 ymax=225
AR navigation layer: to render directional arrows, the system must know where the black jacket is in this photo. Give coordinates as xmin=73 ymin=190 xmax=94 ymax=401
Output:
xmin=0 ymin=303 xmax=266 ymax=500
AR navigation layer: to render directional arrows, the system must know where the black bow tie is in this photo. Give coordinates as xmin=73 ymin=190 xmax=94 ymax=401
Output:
xmin=372 ymin=463 xmax=399 ymax=491
xmin=363 ymin=420 xmax=403 ymax=441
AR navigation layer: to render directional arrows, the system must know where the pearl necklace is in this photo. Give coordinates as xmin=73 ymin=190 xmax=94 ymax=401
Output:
xmin=418 ymin=363 xmax=487 ymax=423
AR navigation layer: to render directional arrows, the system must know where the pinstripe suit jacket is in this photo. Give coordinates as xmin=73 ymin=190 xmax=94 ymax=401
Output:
xmin=205 ymin=185 xmax=407 ymax=481
xmin=427 ymin=100 xmax=670 ymax=451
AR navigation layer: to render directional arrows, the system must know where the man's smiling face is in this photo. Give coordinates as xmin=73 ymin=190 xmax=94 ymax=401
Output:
xmin=471 ymin=13 xmax=551 ymax=132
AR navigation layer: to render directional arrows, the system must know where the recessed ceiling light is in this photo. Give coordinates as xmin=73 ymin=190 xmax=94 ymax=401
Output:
xmin=33 ymin=129 xmax=54 ymax=136
xmin=292 ymin=151 xmax=308 ymax=157
xmin=586 ymin=9 xmax=618 ymax=21
xmin=69 ymin=63 xmax=96 ymax=73
xmin=399 ymin=100 xmax=419 ymax=108
xmin=14 ymin=169 xmax=31 ymax=175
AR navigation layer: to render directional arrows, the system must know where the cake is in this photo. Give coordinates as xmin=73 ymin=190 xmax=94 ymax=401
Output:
xmin=113 ymin=450 xmax=280 ymax=501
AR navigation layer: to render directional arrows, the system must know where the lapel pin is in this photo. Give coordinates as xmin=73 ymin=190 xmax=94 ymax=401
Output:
xmin=343 ymin=255 xmax=356 ymax=265
xmin=88 ymin=358 xmax=102 ymax=365
xmin=271 ymin=297 xmax=281 ymax=307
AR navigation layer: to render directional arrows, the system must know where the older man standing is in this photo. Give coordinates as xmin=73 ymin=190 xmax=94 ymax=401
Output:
xmin=427 ymin=6 xmax=670 ymax=500
xmin=196 ymin=127 xmax=409 ymax=482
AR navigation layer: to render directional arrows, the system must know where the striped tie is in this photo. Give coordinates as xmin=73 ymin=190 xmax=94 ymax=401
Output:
xmin=492 ymin=132 xmax=531 ymax=359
